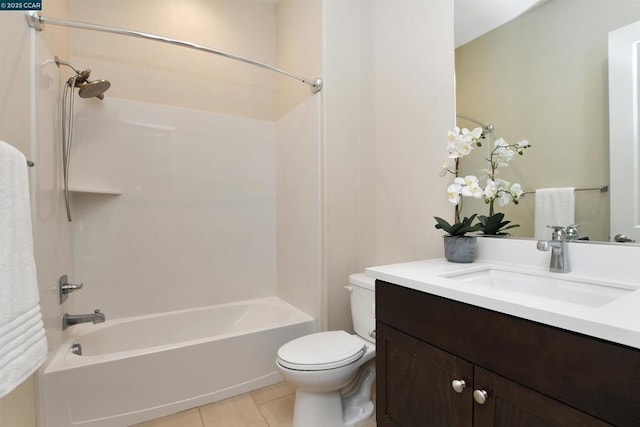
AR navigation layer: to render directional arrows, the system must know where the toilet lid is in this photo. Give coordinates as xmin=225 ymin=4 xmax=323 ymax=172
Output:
xmin=277 ymin=331 xmax=367 ymax=371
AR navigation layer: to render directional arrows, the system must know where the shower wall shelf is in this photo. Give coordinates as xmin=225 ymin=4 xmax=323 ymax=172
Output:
xmin=69 ymin=186 xmax=123 ymax=195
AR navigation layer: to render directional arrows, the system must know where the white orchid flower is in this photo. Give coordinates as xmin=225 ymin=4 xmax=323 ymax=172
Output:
xmin=483 ymin=179 xmax=497 ymax=199
xmin=460 ymin=127 xmax=483 ymax=144
xmin=448 ymin=139 xmax=474 ymax=158
xmin=494 ymin=140 xmax=515 ymax=163
xmin=447 ymin=183 xmax=462 ymax=205
xmin=453 ymin=176 xmax=467 ymax=185
xmin=448 ymin=127 xmax=461 ymax=141
xmin=447 ymin=127 xmax=482 ymax=159
xmin=497 ymin=191 xmax=513 ymax=206
xmin=439 ymin=128 xmax=530 ymax=230
xmin=463 ymin=182 xmax=484 ymax=199
xmin=457 ymin=175 xmax=483 ymax=199
xmin=510 ymin=183 xmax=523 ymax=197
xmin=459 ymin=175 xmax=478 ymax=185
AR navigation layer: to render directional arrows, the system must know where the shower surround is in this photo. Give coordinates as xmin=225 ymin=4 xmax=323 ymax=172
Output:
xmin=70 ymin=97 xmax=279 ymax=318
xmin=62 ymin=0 xmax=323 ymax=323
xmin=37 ymin=84 xmax=321 ymax=427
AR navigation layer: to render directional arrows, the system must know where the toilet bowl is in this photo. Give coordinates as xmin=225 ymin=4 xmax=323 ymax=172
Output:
xmin=276 ymin=273 xmax=376 ymax=427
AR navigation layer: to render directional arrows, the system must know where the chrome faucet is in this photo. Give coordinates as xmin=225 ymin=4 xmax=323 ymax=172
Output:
xmin=537 ymin=226 xmax=570 ymax=273
xmin=565 ymin=224 xmax=580 ymax=241
xmin=62 ymin=309 xmax=106 ymax=331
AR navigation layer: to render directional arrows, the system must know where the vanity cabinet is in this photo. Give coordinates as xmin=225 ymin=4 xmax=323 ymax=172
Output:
xmin=375 ymin=280 xmax=640 ymax=426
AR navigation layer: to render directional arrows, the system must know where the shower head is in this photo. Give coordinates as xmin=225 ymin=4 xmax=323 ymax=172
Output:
xmin=56 ymin=56 xmax=110 ymax=99
xmin=77 ymin=79 xmax=111 ymax=99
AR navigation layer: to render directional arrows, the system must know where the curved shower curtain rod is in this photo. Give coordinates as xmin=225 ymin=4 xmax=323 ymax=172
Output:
xmin=456 ymin=113 xmax=494 ymax=134
xmin=25 ymin=12 xmax=323 ymax=93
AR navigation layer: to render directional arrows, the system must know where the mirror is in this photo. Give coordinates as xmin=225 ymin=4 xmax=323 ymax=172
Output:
xmin=609 ymin=19 xmax=640 ymax=242
xmin=454 ymin=0 xmax=640 ymax=242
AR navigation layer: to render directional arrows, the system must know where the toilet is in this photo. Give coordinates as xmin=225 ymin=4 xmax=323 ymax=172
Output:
xmin=276 ymin=273 xmax=376 ymax=427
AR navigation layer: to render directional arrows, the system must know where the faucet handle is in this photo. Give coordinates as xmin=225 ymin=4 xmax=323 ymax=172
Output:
xmin=566 ymin=224 xmax=580 ymax=240
xmin=546 ymin=225 xmax=567 ymax=240
xmin=59 ymin=274 xmax=84 ymax=304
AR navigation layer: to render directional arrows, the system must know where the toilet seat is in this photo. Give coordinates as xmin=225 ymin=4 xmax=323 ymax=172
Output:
xmin=277 ymin=331 xmax=367 ymax=371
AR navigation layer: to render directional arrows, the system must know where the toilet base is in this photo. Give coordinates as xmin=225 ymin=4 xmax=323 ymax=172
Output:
xmin=291 ymin=359 xmax=376 ymax=427
xmin=343 ymin=359 xmax=376 ymax=426
xmin=293 ymin=389 xmax=344 ymax=427
xmin=292 ymin=390 xmax=375 ymax=427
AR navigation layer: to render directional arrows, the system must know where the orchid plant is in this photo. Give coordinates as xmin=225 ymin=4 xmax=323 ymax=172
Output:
xmin=438 ymin=126 xmax=531 ymax=235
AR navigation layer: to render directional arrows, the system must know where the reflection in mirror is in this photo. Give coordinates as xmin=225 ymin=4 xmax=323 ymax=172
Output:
xmin=455 ymin=0 xmax=640 ymax=242
xmin=609 ymin=19 xmax=640 ymax=243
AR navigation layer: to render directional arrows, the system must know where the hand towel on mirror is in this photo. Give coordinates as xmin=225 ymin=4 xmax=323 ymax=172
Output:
xmin=534 ymin=187 xmax=575 ymax=240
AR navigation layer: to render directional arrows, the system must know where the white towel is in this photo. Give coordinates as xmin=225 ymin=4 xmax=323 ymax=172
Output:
xmin=0 ymin=140 xmax=47 ymax=399
xmin=534 ymin=187 xmax=576 ymax=240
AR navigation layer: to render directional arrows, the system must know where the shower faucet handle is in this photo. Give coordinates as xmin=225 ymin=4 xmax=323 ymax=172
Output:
xmin=59 ymin=274 xmax=84 ymax=304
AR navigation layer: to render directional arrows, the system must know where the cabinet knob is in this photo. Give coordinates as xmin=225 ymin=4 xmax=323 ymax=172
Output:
xmin=451 ymin=379 xmax=466 ymax=393
xmin=473 ymin=389 xmax=489 ymax=404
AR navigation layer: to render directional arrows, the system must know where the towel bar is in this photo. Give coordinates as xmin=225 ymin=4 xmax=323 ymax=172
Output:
xmin=523 ymin=185 xmax=608 ymax=195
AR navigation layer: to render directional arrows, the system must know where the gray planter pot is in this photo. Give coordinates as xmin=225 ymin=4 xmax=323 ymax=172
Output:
xmin=443 ymin=235 xmax=477 ymax=263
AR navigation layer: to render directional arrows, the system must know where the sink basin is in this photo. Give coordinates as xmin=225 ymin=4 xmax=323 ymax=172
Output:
xmin=442 ymin=267 xmax=636 ymax=308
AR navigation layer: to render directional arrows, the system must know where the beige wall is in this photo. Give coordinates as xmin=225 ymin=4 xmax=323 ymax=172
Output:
xmin=456 ymin=0 xmax=640 ymax=241
xmin=69 ymin=0 xmax=278 ymax=121
xmin=0 ymin=0 xmax=68 ymax=427
xmin=0 ymin=11 xmax=31 ymax=155
xmin=324 ymin=0 xmax=455 ymax=331
xmin=0 ymin=1 xmax=71 ymax=425
xmin=275 ymin=0 xmax=323 ymax=326
xmin=0 ymin=10 xmax=37 ymax=427
xmin=69 ymin=0 xmax=325 ymax=120
xmin=0 ymin=377 xmax=37 ymax=427
xmin=276 ymin=0 xmax=322 ymax=118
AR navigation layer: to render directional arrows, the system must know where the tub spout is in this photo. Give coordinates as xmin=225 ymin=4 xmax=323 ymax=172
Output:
xmin=62 ymin=309 xmax=105 ymax=331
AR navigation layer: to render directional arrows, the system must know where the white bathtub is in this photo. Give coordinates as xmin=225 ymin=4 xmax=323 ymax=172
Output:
xmin=38 ymin=297 xmax=315 ymax=427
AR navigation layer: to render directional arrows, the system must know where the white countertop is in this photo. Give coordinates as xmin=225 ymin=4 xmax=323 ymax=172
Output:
xmin=366 ymin=239 xmax=640 ymax=350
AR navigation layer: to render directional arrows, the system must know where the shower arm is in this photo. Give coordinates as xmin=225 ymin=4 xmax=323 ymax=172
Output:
xmin=54 ymin=57 xmax=82 ymax=75
xmin=25 ymin=12 xmax=323 ymax=94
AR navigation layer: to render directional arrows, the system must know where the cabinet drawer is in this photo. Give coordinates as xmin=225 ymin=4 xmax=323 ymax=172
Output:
xmin=376 ymin=280 xmax=640 ymax=426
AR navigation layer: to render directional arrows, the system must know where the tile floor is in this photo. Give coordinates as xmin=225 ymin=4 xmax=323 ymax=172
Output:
xmin=132 ymin=381 xmax=377 ymax=427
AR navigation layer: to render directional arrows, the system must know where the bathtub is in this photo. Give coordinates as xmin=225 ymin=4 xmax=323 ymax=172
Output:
xmin=38 ymin=297 xmax=315 ymax=427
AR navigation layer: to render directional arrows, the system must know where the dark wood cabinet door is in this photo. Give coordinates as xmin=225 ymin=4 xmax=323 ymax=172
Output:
xmin=377 ymin=322 xmax=473 ymax=426
xmin=473 ymin=367 xmax=612 ymax=427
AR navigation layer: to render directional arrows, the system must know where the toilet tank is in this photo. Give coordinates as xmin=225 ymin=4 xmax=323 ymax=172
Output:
xmin=348 ymin=273 xmax=376 ymax=343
